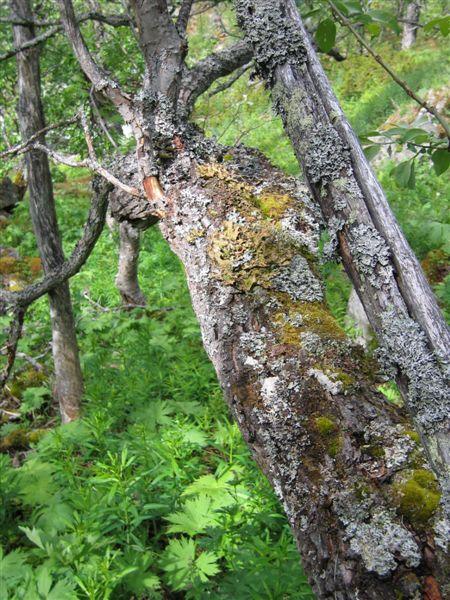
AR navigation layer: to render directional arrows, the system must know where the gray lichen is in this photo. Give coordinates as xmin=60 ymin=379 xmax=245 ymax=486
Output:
xmin=379 ymin=309 xmax=450 ymax=430
xmin=346 ymin=509 xmax=421 ymax=576
xmin=348 ymin=223 xmax=393 ymax=288
xmin=235 ymin=0 xmax=306 ymax=82
xmin=303 ymin=124 xmax=350 ymax=185
xmin=273 ymin=255 xmax=323 ymax=301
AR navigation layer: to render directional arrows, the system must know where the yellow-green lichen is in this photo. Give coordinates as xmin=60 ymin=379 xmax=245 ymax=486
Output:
xmin=393 ymin=469 xmax=441 ymax=527
xmin=208 ymin=220 xmax=293 ymax=291
xmin=186 ymin=227 xmax=205 ymax=243
xmin=197 ymin=163 xmax=254 ymax=203
xmin=404 ymin=429 xmax=421 ymax=444
xmin=254 ymin=192 xmax=292 ymax=220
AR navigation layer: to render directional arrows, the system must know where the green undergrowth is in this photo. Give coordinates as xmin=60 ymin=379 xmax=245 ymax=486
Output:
xmin=0 ymin=180 xmax=314 ymax=599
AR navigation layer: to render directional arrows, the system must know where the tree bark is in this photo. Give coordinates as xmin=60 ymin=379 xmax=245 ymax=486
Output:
xmin=115 ymin=221 xmax=146 ymax=307
xmin=402 ymin=2 xmax=421 ymax=50
xmin=235 ymin=0 xmax=450 ymax=498
xmin=158 ymin=143 xmax=449 ymax=599
xmin=11 ymin=0 xmax=83 ymax=423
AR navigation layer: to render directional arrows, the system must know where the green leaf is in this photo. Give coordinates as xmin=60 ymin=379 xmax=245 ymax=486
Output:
xmin=19 ymin=526 xmax=45 ymax=550
xmin=160 ymin=537 xmax=196 ymax=591
xmin=36 ymin=567 xmax=52 ymax=598
xmin=393 ymin=160 xmax=415 ymax=188
xmin=431 ymin=149 xmax=450 ymax=175
xmin=195 ymin=551 xmax=220 ymax=582
xmin=424 ymin=16 xmax=450 ymax=36
xmin=315 ymin=19 xmax=337 ymax=53
xmin=166 ymin=495 xmax=219 ymax=536
xmin=181 ymin=428 xmax=208 ymax=447
xmin=161 ymin=539 xmax=220 ymax=591
xmin=363 ymin=144 xmax=380 ymax=161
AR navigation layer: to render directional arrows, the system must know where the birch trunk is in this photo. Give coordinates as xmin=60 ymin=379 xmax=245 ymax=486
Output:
xmin=402 ymin=2 xmax=421 ymax=50
xmin=158 ymin=143 xmax=449 ymax=599
xmin=11 ymin=0 xmax=83 ymax=423
xmin=235 ymin=0 xmax=449 ymax=498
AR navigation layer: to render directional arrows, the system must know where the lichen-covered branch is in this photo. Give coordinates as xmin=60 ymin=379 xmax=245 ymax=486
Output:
xmin=158 ymin=143 xmax=449 ymax=599
xmin=235 ymin=0 xmax=450 ymax=499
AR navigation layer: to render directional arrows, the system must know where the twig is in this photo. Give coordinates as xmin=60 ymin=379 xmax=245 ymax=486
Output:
xmin=0 ymin=307 xmax=26 ymax=392
xmin=208 ymin=63 xmax=251 ymax=97
xmin=327 ymin=0 xmax=450 ymax=142
xmin=0 ymin=116 xmax=79 ymax=159
xmin=89 ymin=87 xmax=118 ymax=148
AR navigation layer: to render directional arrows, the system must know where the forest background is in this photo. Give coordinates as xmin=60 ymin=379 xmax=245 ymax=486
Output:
xmin=0 ymin=1 xmax=449 ymax=598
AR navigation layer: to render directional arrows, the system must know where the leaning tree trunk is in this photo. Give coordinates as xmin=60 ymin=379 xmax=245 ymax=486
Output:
xmin=154 ymin=142 xmax=449 ymax=599
xmin=402 ymin=2 xmax=421 ymax=50
xmin=235 ymin=0 xmax=450 ymax=499
xmin=115 ymin=221 xmax=146 ymax=307
xmin=12 ymin=0 xmax=83 ymax=423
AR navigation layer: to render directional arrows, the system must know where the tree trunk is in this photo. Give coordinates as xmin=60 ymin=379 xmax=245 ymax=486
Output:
xmin=402 ymin=2 xmax=421 ymax=49
xmin=235 ymin=0 xmax=450 ymax=497
xmin=115 ymin=221 xmax=146 ymax=307
xmin=158 ymin=143 xmax=449 ymax=599
xmin=11 ymin=0 xmax=83 ymax=423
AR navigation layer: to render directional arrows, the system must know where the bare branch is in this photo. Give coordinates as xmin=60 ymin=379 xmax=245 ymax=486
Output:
xmin=176 ymin=0 xmax=194 ymax=32
xmin=0 ymin=12 xmax=131 ymax=62
xmin=179 ymin=39 xmax=253 ymax=113
xmin=0 ymin=25 xmax=59 ymax=61
xmin=208 ymin=62 xmax=251 ymax=97
xmin=0 ymin=178 xmax=112 ymax=313
xmin=0 ymin=116 xmax=79 ymax=159
xmin=0 ymin=307 xmax=26 ymax=392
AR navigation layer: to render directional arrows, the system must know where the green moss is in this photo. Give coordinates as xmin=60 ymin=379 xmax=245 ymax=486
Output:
xmin=365 ymin=444 xmax=385 ymax=458
xmin=327 ymin=435 xmax=343 ymax=458
xmin=314 ymin=416 xmax=337 ymax=435
xmin=404 ymin=429 xmax=420 ymax=444
xmin=300 ymin=302 xmax=346 ymax=339
xmin=394 ymin=469 xmax=441 ymax=527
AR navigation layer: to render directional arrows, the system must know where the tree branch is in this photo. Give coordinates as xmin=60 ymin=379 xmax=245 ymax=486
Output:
xmin=176 ymin=0 xmax=194 ymax=32
xmin=0 ymin=307 xmax=26 ymax=392
xmin=0 ymin=12 xmax=131 ymax=62
xmin=179 ymin=39 xmax=253 ymax=112
xmin=0 ymin=178 xmax=111 ymax=313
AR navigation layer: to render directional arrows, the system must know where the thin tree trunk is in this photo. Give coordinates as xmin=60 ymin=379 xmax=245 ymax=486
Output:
xmin=402 ymin=2 xmax=421 ymax=49
xmin=235 ymin=0 xmax=449 ymax=496
xmin=115 ymin=221 xmax=146 ymax=307
xmin=159 ymin=144 xmax=449 ymax=599
xmin=12 ymin=0 xmax=83 ymax=423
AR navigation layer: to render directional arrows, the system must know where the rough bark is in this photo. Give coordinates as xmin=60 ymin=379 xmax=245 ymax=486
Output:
xmin=402 ymin=2 xmax=421 ymax=50
xmin=235 ymin=0 xmax=450 ymax=498
xmin=157 ymin=142 xmax=449 ymax=599
xmin=11 ymin=0 xmax=83 ymax=423
xmin=115 ymin=221 xmax=146 ymax=307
